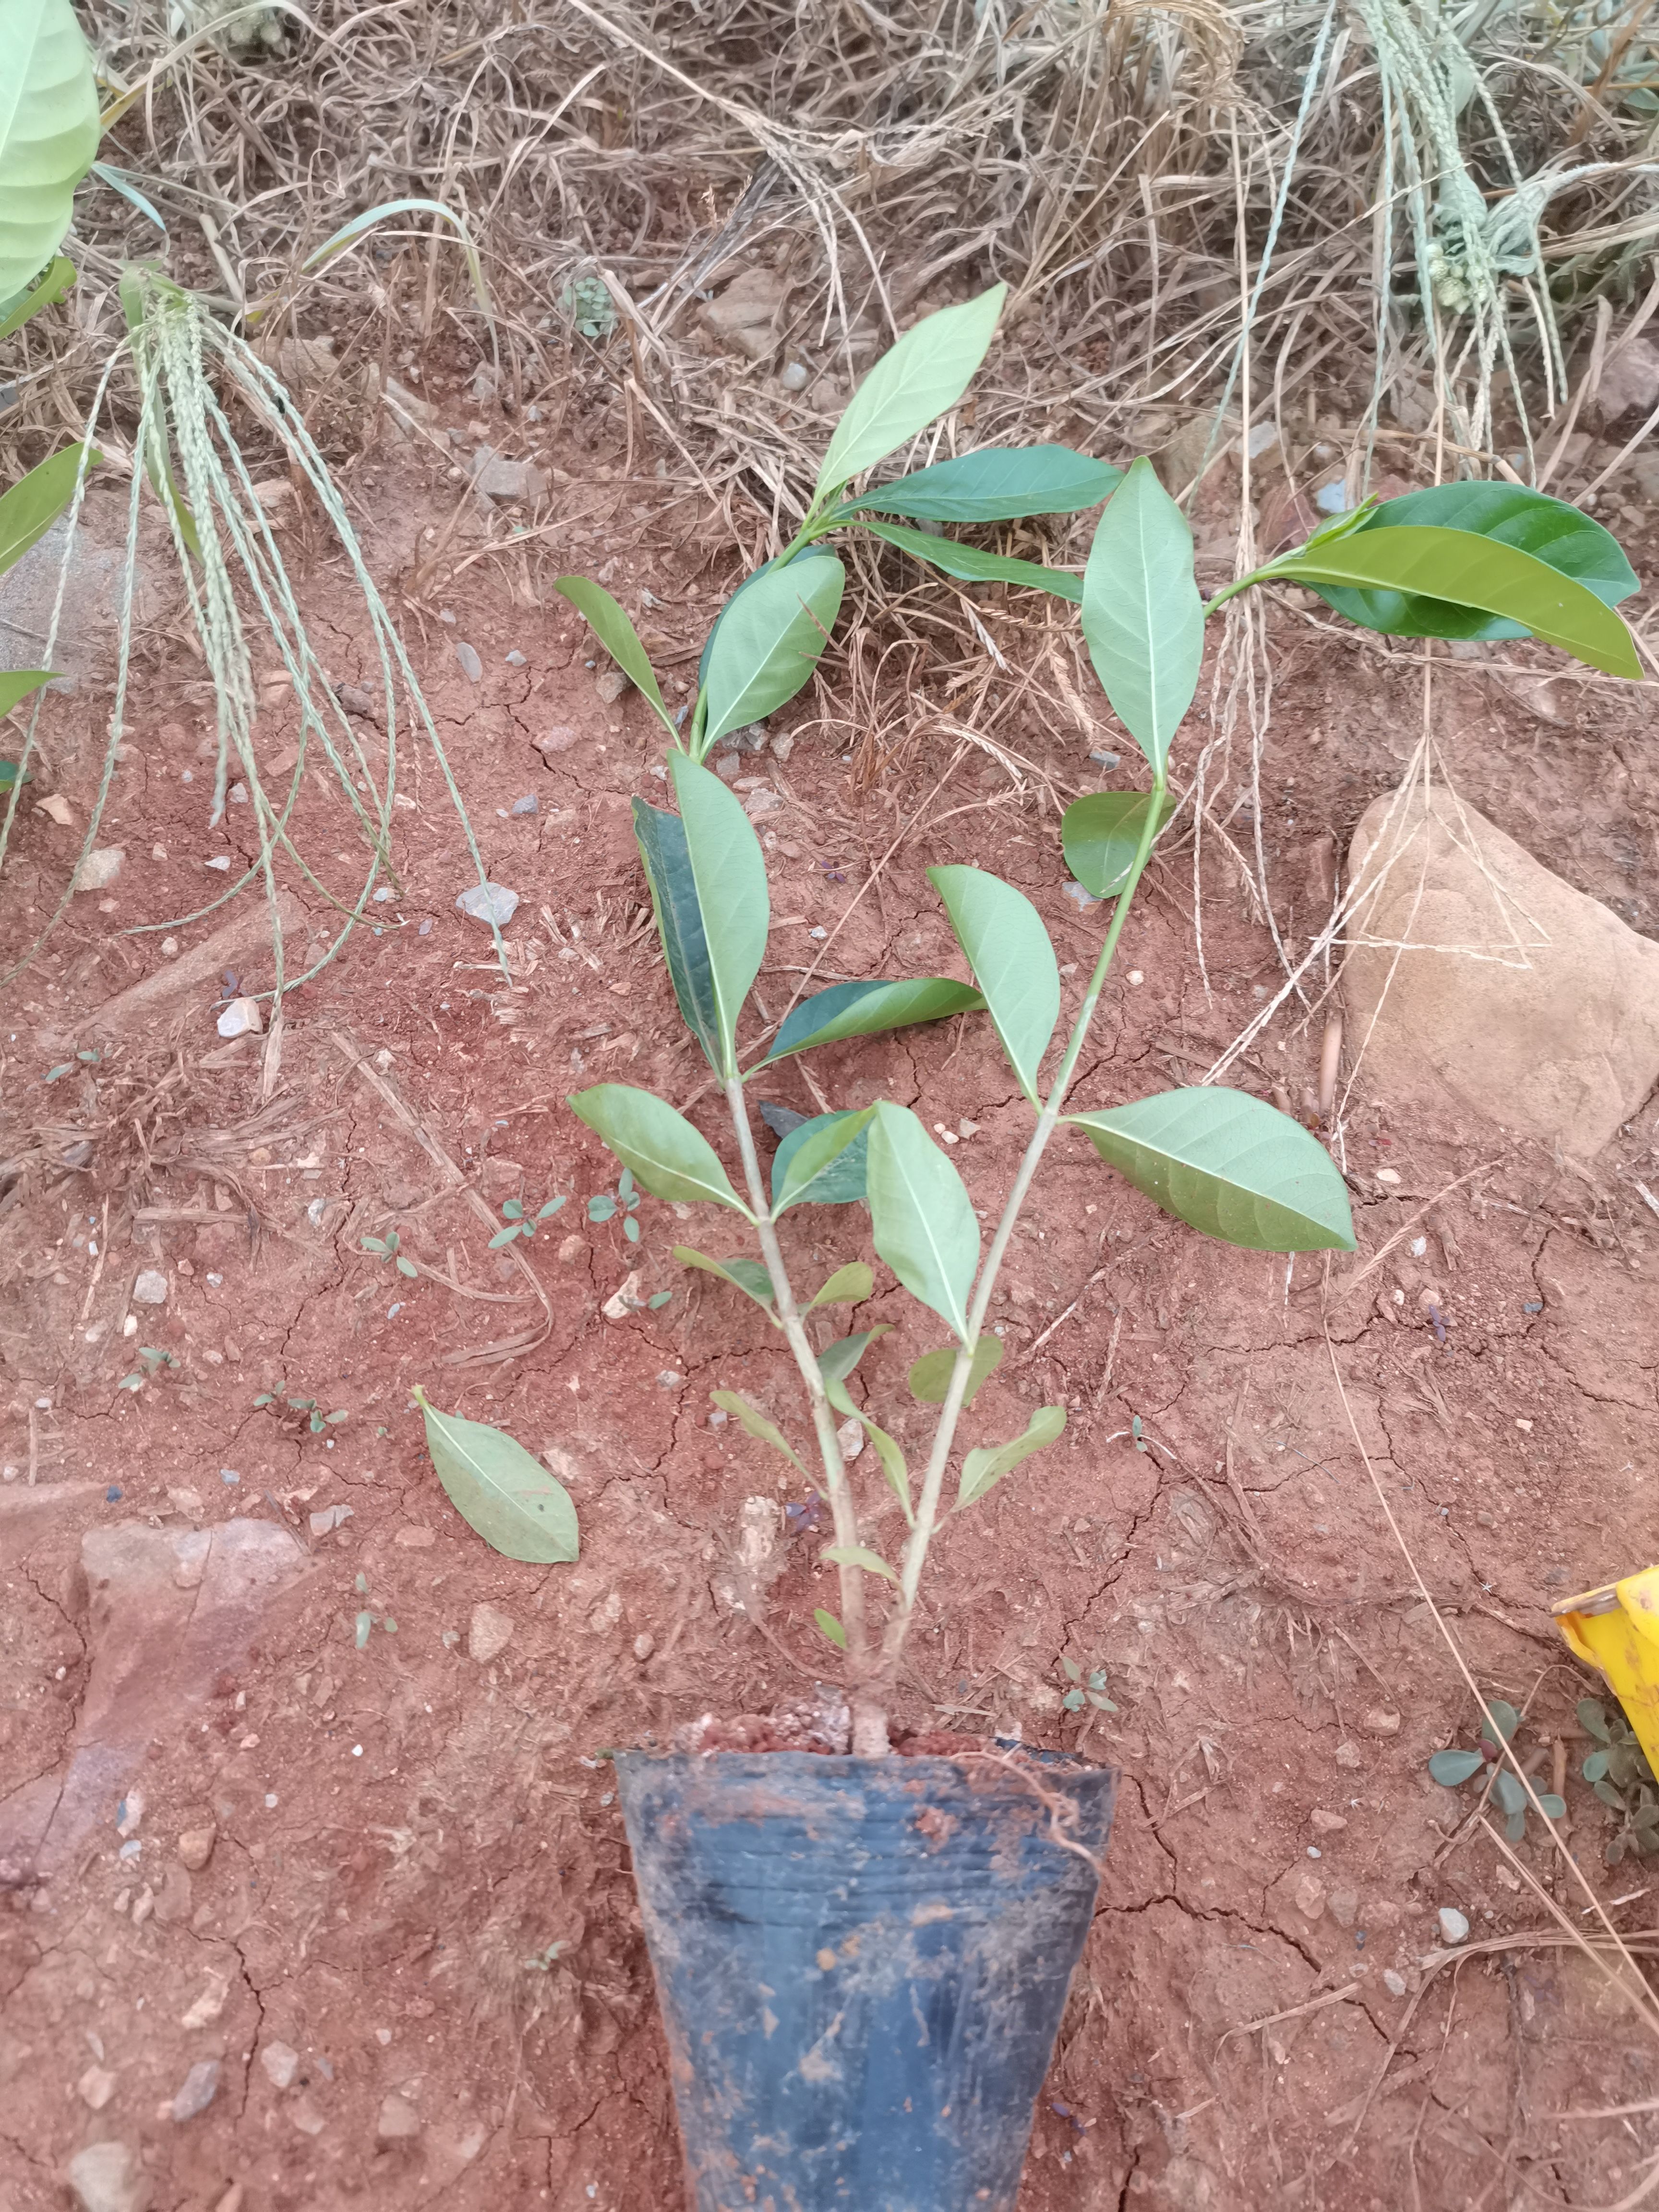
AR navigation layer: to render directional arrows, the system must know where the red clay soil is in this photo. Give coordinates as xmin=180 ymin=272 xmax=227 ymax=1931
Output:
xmin=3 ymin=369 xmax=1659 ymax=2212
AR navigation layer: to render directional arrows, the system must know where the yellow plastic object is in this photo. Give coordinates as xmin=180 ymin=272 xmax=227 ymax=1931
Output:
xmin=1554 ymin=1566 xmax=1659 ymax=1774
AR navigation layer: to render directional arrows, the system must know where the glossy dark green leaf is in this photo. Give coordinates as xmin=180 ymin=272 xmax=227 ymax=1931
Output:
xmin=765 ymin=975 xmax=984 ymax=1061
xmin=929 ymin=865 xmax=1059 ymax=1103
xmin=1062 ymin=791 xmax=1178 ymax=898
xmin=1070 ymin=1087 xmax=1355 ymax=1251
xmin=822 ymin=1542 xmax=900 ymax=1585
xmin=839 ymin=445 xmax=1122 ymax=523
xmin=866 ymin=1102 xmax=979 ymax=1340
xmin=667 ymin=752 xmax=768 ymax=1079
xmin=1082 ymin=457 xmax=1203 ymax=775
xmin=817 ymin=1328 xmax=890 ymax=1388
xmin=817 ymin=285 xmax=1007 ymax=493
xmin=857 ymin=516 xmax=1083 ymax=601
xmin=633 ymin=797 xmax=721 ymax=1068
xmin=568 ymin=1084 xmax=746 ymax=1213
xmin=1275 ymin=525 xmax=1639 ymax=678
xmin=1427 ymin=1747 xmax=1485 ymax=1786
xmin=807 ymin=1261 xmax=873 ymax=1310
xmin=553 ymin=574 xmax=676 ymax=735
xmin=0 ymin=443 xmax=99 ymax=580
xmin=771 ymin=1107 xmax=872 ymax=1214
xmin=673 ymin=1246 xmax=776 ymax=1311
xmin=958 ymin=1405 xmax=1066 ymax=1508
xmin=1302 ymin=481 xmax=1638 ymax=645
xmin=908 ymin=1336 xmax=1003 ymax=1407
xmin=711 ymin=1389 xmax=806 ymax=1475
xmin=0 ymin=671 xmax=52 ymax=717
xmin=415 ymin=1388 xmax=578 ymax=1563
xmin=701 ymin=553 xmax=844 ymax=752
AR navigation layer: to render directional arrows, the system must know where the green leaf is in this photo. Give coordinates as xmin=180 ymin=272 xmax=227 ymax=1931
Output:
xmin=1070 ymin=1087 xmax=1355 ymax=1252
xmin=1579 ymin=1699 xmax=1613 ymax=1744
xmin=414 ymin=1388 xmax=579 ymax=1564
xmin=588 ymin=1193 xmax=617 ymax=1223
xmin=632 ymin=797 xmax=724 ymax=1069
xmin=666 ymin=752 xmax=768 ymax=1080
xmin=855 ymin=517 xmax=1083 ymax=601
xmin=0 ymin=0 xmax=100 ymax=302
xmin=1539 ymin=1793 xmax=1566 ymax=1819
xmin=1062 ymin=791 xmax=1178 ymax=899
xmin=928 ymin=865 xmax=1059 ymax=1105
xmin=821 ymin=1366 xmax=912 ymax=1523
xmin=701 ymin=553 xmax=844 ymax=753
xmin=1299 ymin=482 xmax=1638 ymax=644
xmin=1583 ymin=1749 xmax=1611 ymax=1783
xmin=839 ymin=445 xmax=1122 ymax=523
xmin=1596 ymin=1778 xmax=1627 ymax=1809
xmin=1481 ymin=1698 xmax=1521 ymax=1745
xmin=817 ymin=1328 xmax=889 ymax=1388
xmin=0 ymin=444 xmax=99 ymax=581
xmin=396 ymin=1256 xmax=418 ymax=1278
xmin=807 ymin=1261 xmax=873 ymax=1310
xmin=765 ymin=976 xmax=984 ymax=1061
xmin=1426 ymin=1746 xmax=1485 ymax=1786
xmin=487 ymin=1224 xmax=523 ymax=1249
xmin=623 ymin=1215 xmax=640 ymax=1243
xmin=1275 ymin=526 xmax=1639 ymax=679
xmin=1081 ymin=456 xmax=1203 ymax=776
xmin=672 ymin=1245 xmax=777 ymax=1312
xmin=538 ymin=1196 xmax=567 ymax=1219
xmin=303 ymin=196 xmax=492 ymax=324
xmin=866 ymin=1101 xmax=979 ymax=1340
xmin=648 ymin=1290 xmax=673 ymax=1310
xmin=814 ymin=1608 xmax=847 ymax=1650
xmin=0 ymin=671 xmax=52 ymax=717
xmin=710 ymin=1389 xmax=806 ymax=1476
xmin=958 ymin=1404 xmax=1067 ymax=1509
xmin=0 ymin=252 xmax=73 ymax=344
xmin=568 ymin=1084 xmax=747 ymax=1214
xmin=553 ymin=575 xmax=676 ymax=735
xmin=822 ymin=1543 xmax=901 ymax=1585
xmin=771 ymin=1107 xmax=873 ymax=1214
xmin=1493 ymin=1770 xmax=1527 ymax=1816
xmin=908 ymin=1336 xmax=1003 ymax=1407
xmin=817 ymin=285 xmax=1007 ymax=494
xmin=502 ymin=1199 xmax=524 ymax=1219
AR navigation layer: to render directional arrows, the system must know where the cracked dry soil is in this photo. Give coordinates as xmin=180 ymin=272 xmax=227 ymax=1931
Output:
xmin=3 ymin=417 xmax=1659 ymax=2211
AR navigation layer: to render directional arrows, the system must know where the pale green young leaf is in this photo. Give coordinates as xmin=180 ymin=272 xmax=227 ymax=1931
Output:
xmin=1070 ymin=1087 xmax=1355 ymax=1251
xmin=822 ymin=1369 xmax=913 ymax=1524
xmin=672 ymin=1246 xmax=777 ymax=1313
xmin=668 ymin=753 xmax=769 ymax=1081
xmin=0 ymin=252 xmax=73 ymax=344
xmin=553 ymin=576 xmax=676 ymax=735
xmin=304 ymin=196 xmax=492 ymax=324
xmin=839 ymin=445 xmax=1121 ymax=523
xmin=866 ymin=1101 xmax=979 ymax=1340
xmin=928 ymin=865 xmax=1059 ymax=1104
xmin=0 ymin=444 xmax=99 ymax=580
xmin=1427 ymin=1747 xmax=1485 ymax=1786
xmin=568 ymin=1084 xmax=747 ymax=1213
xmin=958 ymin=1404 xmax=1067 ymax=1508
xmin=710 ymin=1389 xmax=807 ymax=1476
xmin=0 ymin=670 xmax=52 ymax=716
xmin=908 ymin=1336 xmax=1003 ymax=1407
xmin=414 ymin=1387 xmax=579 ymax=1563
xmin=0 ymin=0 xmax=100 ymax=302
xmin=700 ymin=553 xmax=844 ymax=752
xmin=764 ymin=977 xmax=983 ymax=1061
xmin=856 ymin=517 xmax=1083 ymax=602
xmin=814 ymin=1608 xmax=847 ymax=1649
xmin=771 ymin=1107 xmax=873 ymax=1214
xmin=1061 ymin=791 xmax=1178 ymax=899
xmin=807 ymin=1261 xmax=874 ymax=1310
xmin=1082 ymin=457 xmax=1203 ymax=775
xmin=822 ymin=1543 xmax=901 ymax=1585
xmin=817 ymin=285 xmax=1008 ymax=493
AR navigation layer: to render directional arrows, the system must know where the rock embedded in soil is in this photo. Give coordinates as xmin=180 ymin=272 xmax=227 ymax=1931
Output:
xmin=170 ymin=2059 xmax=220 ymax=2121
xmin=78 ymin=2065 xmax=117 ymax=2110
xmin=72 ymin=847 xmax=124 ymax=892
xmin=131 ymin=1270 xmax=168 ymax=1306
xmin=377 ymin=2093 xmax=421 ymax=2140
xmin=66 ymin=2140 xmax=150 ymax=2212
xmin=259 ymin=2040 xmax=300 ymax=2091
xmin=594 ymin=668 xmax=629 ymax=705
xmin=468 ymin=1602 xmax=514 ymax=1665
xmin=536 ymin=726 xmax=577 ymax=757
xmin=455 ymin=881 xmax=518 ymax=928
xmin=177 ymin=1826 xmax=215 ymax=1870
xmin=1345 ymin=785 xmax=1659 ymax=1154
xmin=216 ymin=996 xmax=263 ymax=1040
xmin=1438 ymin=1905 xmax=1471 ymax=1945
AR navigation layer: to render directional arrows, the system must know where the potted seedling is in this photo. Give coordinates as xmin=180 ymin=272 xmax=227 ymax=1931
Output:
xmin=552 ymin=290 xmax=1641 ymax=2209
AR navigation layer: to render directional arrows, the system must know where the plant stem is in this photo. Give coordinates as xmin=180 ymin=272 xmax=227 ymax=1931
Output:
xmin=880 ymin=778 xmax=1168 ymax=1671
xmin=722 ymin=1077 xmax=875 ymax=1689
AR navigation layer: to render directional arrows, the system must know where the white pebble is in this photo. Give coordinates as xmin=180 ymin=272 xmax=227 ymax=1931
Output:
xmin=1438 ymin=1906 xmax=1470 ymax=1945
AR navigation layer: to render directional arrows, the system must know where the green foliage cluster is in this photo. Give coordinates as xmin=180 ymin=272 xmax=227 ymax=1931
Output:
xmin=1427 ymin=1696 xmax=1566 ymax=1844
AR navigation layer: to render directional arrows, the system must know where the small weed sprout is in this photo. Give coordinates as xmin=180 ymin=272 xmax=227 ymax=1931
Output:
xmin=1427 ymin=1697 xmax=1565 ymax=1843
xmin=490 ymin=1194 xmax=568 ymax=1249
xmin=588 ymin=1171 xmax=641 ymax=1240
xmin=360 ymin=1227 xmax=419 ymax=1278
xmin=118 ymin=1346 xmax=177 ymax=1392
xmin=1579 ymin=1698 xmax=1659 ymax=1864
xmin=1060 ymin=1659 xmax=1118 ymax=1716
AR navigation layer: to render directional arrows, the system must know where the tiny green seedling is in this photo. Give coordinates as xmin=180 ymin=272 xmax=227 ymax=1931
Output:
xmin=118 ymin=1346 xmax=177 ymax=1392
xmin=523 ymin=1939 xmax=570 ymax=1972
xmin=353 ymin=1574 xmax=397 ymax=1645
xmin=490 ymin=1193 xmax=568 ymax=1249
xmin=1060 ymin=1658 xmax=1118 ymax=1716
xmin=254 ymin=1391 xmax=349 ymax=1437
xmin=1427 ymin=1697 xmax=1565 ymax=1843
xmin=588 ymin=1170 xmax=641 ymax=1241
xmin=361 ymin=1226 xmax=419 ymax=1277
xmin=1579 ymin=1697 xmax=1659 ymax=1864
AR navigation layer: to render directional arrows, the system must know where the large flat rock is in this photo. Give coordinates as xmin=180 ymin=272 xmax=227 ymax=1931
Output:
xmin=1344 ymin=784 xmax=1659 ymax=1154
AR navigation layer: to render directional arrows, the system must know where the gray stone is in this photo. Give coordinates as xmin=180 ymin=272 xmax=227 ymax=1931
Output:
xmin=131 ymin=1270 xmax=168 ymax=1306
xmin=177 ymin=1826 xmax=216 ymax=1871
xmin=471 ymin=449 xmax=547 ymax=503
xmin=1345 ymin=785 xmax=1659 ymax=1154
xmin=1438 ymin=1905 xmax=1470 ymax=1946
xmin=780 ymin=361 xmax=810 ymax=392
xmin=595 ymin=668 xmax=628 ymax=705
xmin=455 ymin=882 xmax=518 ymax=928
xmin=510 ymin=794 xmax=537 ymax=816
xmin=701 ymin=267 xmax=787 ymax=361
xmin=170 ymin=2058 xmax=220 ymax=2121
xmin=536 ymin=727 xmax=577 ymax=757
xmin=454 ymin=641 xmax=483 ymax=683
xmin=66 ymin=2141 xmax=150 ymax=2212
xmin=468 ymin=1602 xmax=514 ymax=1665
xmin=377 ymin=2092 xmax=421 ymax=2140
xmin=216 ymin=997 xmax=263 ymax=1040
xmin=1383 ymin=1968 xmax=1408 ymax=1996
xmin=1590 ymin=337 xmax=1659 ymax=426
xmin=72 ymin=847 xmax=124 ymax=893
xmin=259 ymin=2039 xmax=299 ymax=2091
xmin=78 ymin=2065 xmax=117 ymax=2109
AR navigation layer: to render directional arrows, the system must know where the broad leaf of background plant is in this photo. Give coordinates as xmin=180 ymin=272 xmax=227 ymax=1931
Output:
xmin=669 ymin=753 xmax=768 ymax=1078
xmin=633 ymin=798 xmax=721 ymax=1067
xmin=817 ymin=284 xmax=1007 ymax=493
xmin=0 ymin=670 xmax=52 ymax=716
xmin=839 ymin=445 xmax=1122 ymax=523
xmin=700 ymin=553 xmax=844 ymax=751
xmin=710 ymin=1389 xmax=806 ymax=1475
xmin=808 ymin=1262 xmax=873 ymax=1309
xmin=0 ymin=444 xmax=98 ymax=580
xmin=1274 ymin=524 xmax=1639 ymax=677
xmin=856 ymin=517 xmax=1084 ymax=602
xmin=1082 ymin=457 xmax=1203 ymax=775
xmin=0 ymin=252 xmax=73 ymax=344
xmin=821 ymin=1367 xmax=913 ymax=1522
xmin=0 ymin=0 xmax=100 ymax=302
xmin=672 ymin=1246 xmax=776 ymax=1311
xmin=817 ymin=1328 xmax=889 ymax=1388
xmin=959 ymin=1404 xmax=1066 ymax=1508
xmin=929 ymin=866 xmax=1059 ymax=1104
xmin=1062 ymin=791 xmax=1177 ymax=898
xmin=1302 ymin=482 xmax=1637 ymax=643
xmin=771 ymin=1107 xmax=871 ymax=1213
xmin=908 ymin=1337 xmax=1003 ymax=1407
xmin=866 ymin=1102 xmax=979 ymax=1339
xmin=415 ymin=1389 xmax=578 ymax=1563
xmin=1070 ymin=1087 xmax=1355 ymax=1251
xmin=764 ymin=976 xmax=983 ymax=1061
xmin=568 ymin=1084 xmax=747 ymax=1212
xmin=553 ymin=575 xmax=675 ymax=734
